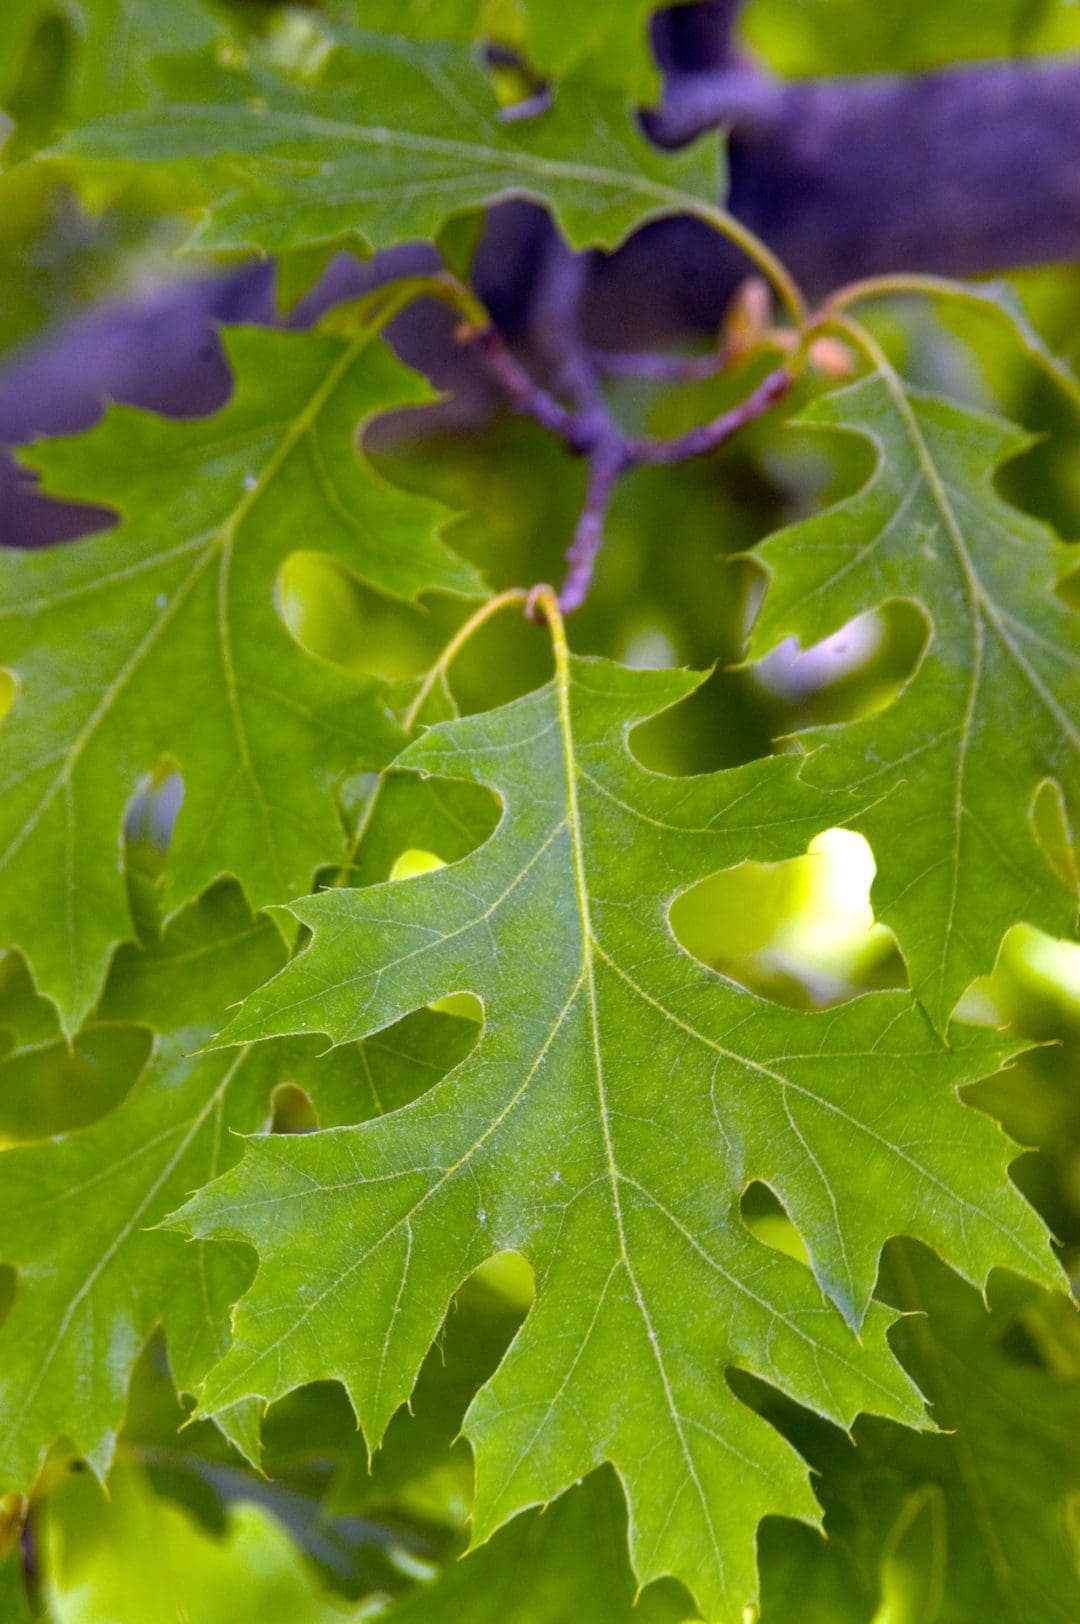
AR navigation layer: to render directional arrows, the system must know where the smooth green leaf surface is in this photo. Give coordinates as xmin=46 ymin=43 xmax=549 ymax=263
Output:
xmin=56 ymin=29 xmax=722 ymax=255
xmin=0 ymin=316 xmax=483 ymax=1029
xmin=751 ymin=368 xmax=1080 ymax=1027
xmin=171 ymin=643 xmax=1056 ymax=1619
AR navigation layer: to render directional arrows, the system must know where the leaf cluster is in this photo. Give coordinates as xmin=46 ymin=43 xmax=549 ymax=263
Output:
xmin=0 ymin=4 xmax=1077 ymax=1621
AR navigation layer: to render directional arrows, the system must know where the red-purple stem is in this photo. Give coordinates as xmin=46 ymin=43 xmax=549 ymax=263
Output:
xmin=467 ymin=323 xmax=793 ymax=612
xmin=468 ymin=326 xmax=583 ymax=445
xmin=591 ymin=346 xmax=729 ymax=382
xmin=634 ymin=367 xmax=794 ymax=463
xmin=559 ymin=437 xmax=631 ymax=614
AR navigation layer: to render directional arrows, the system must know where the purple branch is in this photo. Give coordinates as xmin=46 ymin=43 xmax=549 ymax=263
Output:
xmin=558 ymin=438 xmax=631 ymax=613
xmin=558 ymin=365 xmax=792 ymax=609
xmin=643 ymin=55 xmax=1080 ymax=299
xmin=466 ymin=325 xmax=582 ymax=444
xmin=529 ymin=242 xmax=617 ymax=449
xmin=591 ymin=345 xmax=727 ymax=382
xmin=470 ymin=317 xmax=793 ymax=612
xmin=634 ymin=366 xmax=793 ymax=464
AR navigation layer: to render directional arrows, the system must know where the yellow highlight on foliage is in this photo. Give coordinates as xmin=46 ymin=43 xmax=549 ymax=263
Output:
xmin=672 ymin=826 xmax=896 ymax=1006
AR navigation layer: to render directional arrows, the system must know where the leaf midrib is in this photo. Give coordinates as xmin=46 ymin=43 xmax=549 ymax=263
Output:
xmin=551 ymin=628 xmax=727 ymax=1589
xmin=86 ymin=104 xmax=693 ymax=213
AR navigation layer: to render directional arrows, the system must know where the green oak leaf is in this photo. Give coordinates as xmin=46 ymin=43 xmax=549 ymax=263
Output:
xmin=54 ymin=28 xmax=722 ymax=256
xmin=0 ymin=312 xmax=483 ymax=1031
xmin=758 ymin=1249 xmax=1080 ymax=1623
xmin=750 ymin=365 xmax=1080 ymax=1029
xmin=169 ymin=642 xmax=1058 ymax=1621
xmin=0 ymin=882 xmax=275 ymax=1491
xmin=319 ymin=1262 xmax=693 ymax=1618
xmin=0 ymin=880 xmax=472 ymax=1492
xmin=514 ymin=0 xmax=678 ymax=103
xmin=257 ymin=1263 xmax=524 ymax=1528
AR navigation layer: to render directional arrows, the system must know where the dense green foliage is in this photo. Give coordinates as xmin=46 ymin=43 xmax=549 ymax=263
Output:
xmin=0 ymin=3 xmax=1077 ymax=1621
